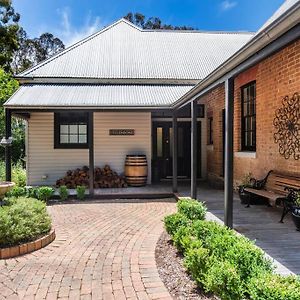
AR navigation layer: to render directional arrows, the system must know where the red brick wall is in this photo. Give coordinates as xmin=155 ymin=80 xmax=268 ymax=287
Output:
xmin=203 ymin=39 xmax=300 ymax=184
xmin=201 ymin=84 xmax=225 ymax=184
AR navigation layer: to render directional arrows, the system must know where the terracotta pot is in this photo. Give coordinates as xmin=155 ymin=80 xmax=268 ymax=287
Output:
xmin=0 ymin=182 xmax=15 ymax=199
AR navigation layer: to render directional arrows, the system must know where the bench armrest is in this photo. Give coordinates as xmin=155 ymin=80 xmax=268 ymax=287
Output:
xmin=249 ymin=170 xmax=274 ymax=190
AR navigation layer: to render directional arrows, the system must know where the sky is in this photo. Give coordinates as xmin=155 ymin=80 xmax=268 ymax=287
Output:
xmin=13 ymin=0 xmax=285 ymax=46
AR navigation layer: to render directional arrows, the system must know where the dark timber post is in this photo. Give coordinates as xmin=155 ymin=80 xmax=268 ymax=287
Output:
xmin=88 ymin=111 xmax=94 ymax=197
xmin=5 ymin=109 xmax=12 ymax=182
xmin=172 ymin=110 xmax=178 ymax=193
xmin=224 ymin=78 xmax=234 ymax=228
xmin=191 ymin=100 xmax=197 ymax=199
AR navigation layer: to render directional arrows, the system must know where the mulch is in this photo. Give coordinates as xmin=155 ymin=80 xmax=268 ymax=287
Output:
xmin=155 ymin=231 xmax=216 ymax=300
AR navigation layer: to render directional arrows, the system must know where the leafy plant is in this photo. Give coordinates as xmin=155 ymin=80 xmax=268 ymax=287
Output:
xmin=6 ymin=186 xmax=26 ymax=198
xmin=0 ymin=197 xmax=51 ymax=247
xmin=37 ymin=186 xmax=54 ymax=202
xmin=240 ymin=172 xmax=252 ymax=188
xmin=164 ymin=213 xmax=189 ymax=236
xmin=11 ymin=162 xmax=26 ymax=187
xmin=177 ymin=198 xmax=207 ymax=221
xmin=26 ymin=187 xmax=39 ymax=199
xmin=247 ymin=272 xmax=300 ymax=300
xmin=76 ymin=185 xmax=86 ymax=200
xmin=59 ymin=185 xmax=69 ymax=201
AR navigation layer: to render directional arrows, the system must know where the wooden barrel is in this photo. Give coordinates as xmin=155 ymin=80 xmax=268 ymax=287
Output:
xmin=125 ymin=155 xmax=148 ymax=187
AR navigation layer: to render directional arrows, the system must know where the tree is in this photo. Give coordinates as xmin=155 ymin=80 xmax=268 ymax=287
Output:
xmin=12 ymin=30 xmax=65 ymax=74
xmin=124 ymin=12 xmax=195 ymax=30
xmin=0 ymin=67 xmax=24 ymax=162
xmin=0 ymin=0 xmax=20 ymax=72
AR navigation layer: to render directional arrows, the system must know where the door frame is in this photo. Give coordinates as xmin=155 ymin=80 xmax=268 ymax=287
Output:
xmin=151 ymin=119 xmax=202 ymax=182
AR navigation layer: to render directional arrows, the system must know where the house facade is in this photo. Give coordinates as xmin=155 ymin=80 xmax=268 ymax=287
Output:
xmin=4 ymin=19 xmax=253 ymax=187
xmin=203 ymin=37 xmax=300 ymax=188
xmin=3 ymin=0 xmax=300 ymax=218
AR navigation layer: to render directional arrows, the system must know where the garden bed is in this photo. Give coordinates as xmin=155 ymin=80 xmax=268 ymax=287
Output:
xmin=163 ymin=198 xmax=300 ymax=300
xmin=156 ymin=231 xmax=216 ymax=300
xmin=0 ymin=197 xmax=53 ymax=256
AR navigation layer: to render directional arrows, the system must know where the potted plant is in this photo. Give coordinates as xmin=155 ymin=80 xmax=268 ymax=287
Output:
xmin=291 ymin=193 xmax=300 ymax=231
xmin=237 ymin=173 xmax=252 ymax=205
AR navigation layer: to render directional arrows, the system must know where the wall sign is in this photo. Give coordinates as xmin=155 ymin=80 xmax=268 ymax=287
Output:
xmin=109 ymin=129 xmax=135 ymax=136
xmin=273 ymin=92 xmax=300 ymax=160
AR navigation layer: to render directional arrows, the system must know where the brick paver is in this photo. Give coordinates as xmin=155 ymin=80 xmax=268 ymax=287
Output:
xmin=0 ymin=199 xmax=176 ymax=300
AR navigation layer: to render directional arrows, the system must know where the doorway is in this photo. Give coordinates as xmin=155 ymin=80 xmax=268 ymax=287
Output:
xmin=152 ymin=121 xmax=201 ymax=182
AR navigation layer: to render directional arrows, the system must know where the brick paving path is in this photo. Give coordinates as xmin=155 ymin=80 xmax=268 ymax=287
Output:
xmin=0 ymin=199 xmax=176 ymax=300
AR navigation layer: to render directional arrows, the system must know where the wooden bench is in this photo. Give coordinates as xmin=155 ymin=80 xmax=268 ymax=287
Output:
xmin=244 ymin=170 xmax=300 ymax=222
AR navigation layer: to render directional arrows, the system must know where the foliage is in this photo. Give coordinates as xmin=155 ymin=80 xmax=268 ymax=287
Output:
xmin=76 ymin=185 xmax=86 ymax=200
xmin=59 ymin=185 xmax=69 ymax=201
xmin=0 ymin=68 xmax=25 ymax=163
xmin=0 ymin=0 xmax=20 ymax=71
xmin=6 ymin=186 xmax=26 ymax=197
xmin=248 ymin=273 xmax=300 ymax=300
xmin=26 ymin=186 xmax=38 ymax=198
xmin=163 ymin=200 xmax=290 ymax=300
xmin=37 ymin=186 xmax=54 ymax=202
xmin=12 ymin=29 xmax=65 ymax=74
xmin=240 ymin=172 xmax=253 ymax=188
xmin=164 ymin=213 xmax=190 ymax=236
xmin=0 ymin=197 xmax=51 ymax=247
xmin=11 ymin=161 xmax=26 ymax=186
xmin=0 ymin=161 xmax=26 ymax=186
xmin=124 ymin=12 xmax=195 ymax=30
xmin=177 ymin=198 xmax=207 ymax=221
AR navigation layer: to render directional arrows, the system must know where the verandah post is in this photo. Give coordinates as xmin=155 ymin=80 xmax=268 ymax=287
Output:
xmin=191 ymin=100 xmax=197 ymax=199
xmin=5 ymin=108 xmax=12 ymax=182
xmin=88 ymin=111 xmax=94 ymax=197
xmin=224 ymin=77 xmax=234 ymax=228
xmin=172 ymin=110 xmax=178 ymax=193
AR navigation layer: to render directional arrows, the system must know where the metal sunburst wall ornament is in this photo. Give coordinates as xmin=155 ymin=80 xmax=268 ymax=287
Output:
xmin=273 ymin=92 xmax=300 ymax=160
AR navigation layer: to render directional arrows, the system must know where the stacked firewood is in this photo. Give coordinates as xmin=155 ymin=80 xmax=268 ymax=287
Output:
xmin=56 ymin=165 xmax=127 ymax=188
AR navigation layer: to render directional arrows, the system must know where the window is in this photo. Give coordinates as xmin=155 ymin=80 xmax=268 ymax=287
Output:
xmin=54 ymin=112 xmax=89 ymax=148
xmin=208 ymin=117 xmax=213 ymax=145
xmin=241 ymin=81 xmax=256 ymax=151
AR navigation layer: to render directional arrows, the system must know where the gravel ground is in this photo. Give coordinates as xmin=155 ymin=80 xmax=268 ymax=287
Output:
xmin=155 ymin=231 xmax=216 ymax=300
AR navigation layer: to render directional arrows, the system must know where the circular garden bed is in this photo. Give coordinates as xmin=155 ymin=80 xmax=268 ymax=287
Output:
xmin=0 ymin=197 xmax=54 ymax=259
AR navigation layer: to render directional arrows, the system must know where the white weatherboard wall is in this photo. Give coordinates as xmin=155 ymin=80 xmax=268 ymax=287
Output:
xmin=27 ymin=112 xmax=152 ymax=186
xmin=94 ymin=112 xmax=152 ymax=183
xmin=27 ymin=113 xmax=89 ymax=185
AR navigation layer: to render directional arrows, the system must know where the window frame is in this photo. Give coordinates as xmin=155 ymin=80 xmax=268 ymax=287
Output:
xmin=241 ymin=81 xmax=256 ymax=152
xmin=208 ymin=116 xmax=213 ymax=145
xmin=54 ymin=112 xmax=89 ymax=149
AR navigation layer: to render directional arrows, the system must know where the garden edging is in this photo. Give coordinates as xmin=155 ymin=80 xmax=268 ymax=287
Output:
xmin=0 ymin=229 xmax=55 ymax=259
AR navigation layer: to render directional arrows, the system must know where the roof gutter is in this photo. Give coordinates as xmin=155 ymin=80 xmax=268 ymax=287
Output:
xmin=172 ymin=1 xmax=300 ymax=109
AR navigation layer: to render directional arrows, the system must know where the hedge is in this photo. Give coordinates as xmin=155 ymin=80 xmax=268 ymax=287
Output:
xmin=164 ymin=198 xmax=300 ymax=300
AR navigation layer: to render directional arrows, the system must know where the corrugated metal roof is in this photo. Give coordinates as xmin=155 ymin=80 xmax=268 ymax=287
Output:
xmin=18 ymin=19 xmax=253 ymax=80
xmin=5 ymin=84 xmax=194 ymax=108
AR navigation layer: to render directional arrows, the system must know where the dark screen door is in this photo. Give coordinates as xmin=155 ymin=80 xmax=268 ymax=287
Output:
xmin=152 ymin=121 xmax=201 ymax=182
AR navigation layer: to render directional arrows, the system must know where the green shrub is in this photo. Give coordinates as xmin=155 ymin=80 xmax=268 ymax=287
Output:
xmin=184 ymin=245 xmax=211 ymax=285
xmin=76 ymin=185 xmax=86 ymax=200
xmin=164 ymin=213 xmax=190 ymax=236
xmin=0 ymin=161 xmax=26 ymax=187
xmin=6 ymin=186 xmax=26 ymax=198
xmin=191 ymin=220 xmax=273 ymax=282
xmin=248 ymin=273 xmax=300 ymax=300
xmin=0 ymin=197 xmax=51 ymax=247
xmin=59 ymin=185 xmax=69 ymax=201
xmin=203 ymin=259 xmax=245 ymax=300
xmin=173 ymin=225 xmax=195 ymax=253
xmin=37 ymin=186 xmax=54 ymax=202
xmin=177 ymin=198 xmax=207 ymax=221
xmin=26 ymin=187 xmax=39 ymax=199
xmin=12 ymin=163 xmax=26 ymax=187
